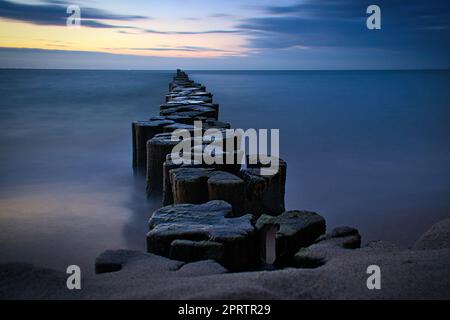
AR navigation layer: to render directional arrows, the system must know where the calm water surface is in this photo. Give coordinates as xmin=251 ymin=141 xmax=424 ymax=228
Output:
xmin=1 ymin=69 xmax=449 ymax=272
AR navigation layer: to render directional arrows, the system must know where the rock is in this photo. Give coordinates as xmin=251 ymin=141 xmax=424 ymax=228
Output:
xmin=256 ymin=210 xmax=326 ymax=265
xmin=293 ymin=237 xmax=358 ymax=269
xmin=146 ymin=200 xmax=256 ymax=271
xmin=316 ymin=227 xmax=361 ymax=249
xmin=95 ymin=250 xmax=129 ymax=274
xmin=95 ymin=249 xmax=182 ymax=274
xmin=170 ymin=240 xmax=224 ymax=263
xmin=293 ymin=243 xmax=332 ymax=269
xmin=330 ymin=226 xmax=361 ymax=248
xmin=340 ymin=235 xmax=361 ymax=249
xmin=176 ymin=260 xmax=228 ymax=276
xmin=413 ymin=218 xmax=450 ymax=250
xmin=293 ymin=227 xmax=362 ymax=268
xmin=293 ymin=247 xmax=328 ymax=268
xmin=331 ymin=226 xmax=360 ymax=238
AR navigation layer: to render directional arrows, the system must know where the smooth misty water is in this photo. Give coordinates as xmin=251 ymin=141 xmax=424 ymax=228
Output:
xmin=0 ymin=70 xmax=449 ymax=272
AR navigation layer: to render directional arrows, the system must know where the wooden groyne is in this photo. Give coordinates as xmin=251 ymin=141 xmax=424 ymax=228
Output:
xmin=130 ymin=70 xmax=361 ymax=272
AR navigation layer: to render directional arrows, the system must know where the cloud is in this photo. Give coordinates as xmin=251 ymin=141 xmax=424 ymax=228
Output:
xmin=127 ymin=46 xmax=230 ymax=52
xmin=183 ymin=13 xmax=237 ymax=21
xmin=209 ymin=13 xmax=236 ymax=19
xmin=0 ymin=46 xmax=254 ymax=69
xmin=141 ymin=28 xmax=240 ymax=35
xmin=0 ymin=0 xmax=148 ymax=28
xmin=2 ymin=0 xmax=449 ymax=69
xmin=102 ymin=45 xmax=242 ymax=56
xmin=236 ymin=0 xmax=450 ymax=51
xmin=0 ymin=0 xmax=240 ymax=34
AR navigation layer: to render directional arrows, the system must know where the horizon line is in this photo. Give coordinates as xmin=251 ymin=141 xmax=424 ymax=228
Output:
xmin=1 ymin=67 xmax=449 ymax=72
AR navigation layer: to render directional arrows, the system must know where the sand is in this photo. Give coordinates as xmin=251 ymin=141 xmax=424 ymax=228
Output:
xmin=1 ymin=218 xmax=449 ymax=300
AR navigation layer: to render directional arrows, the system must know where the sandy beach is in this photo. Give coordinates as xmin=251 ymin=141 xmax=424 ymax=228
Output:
xmin=1 ymin=218 xmax=449 ymax=300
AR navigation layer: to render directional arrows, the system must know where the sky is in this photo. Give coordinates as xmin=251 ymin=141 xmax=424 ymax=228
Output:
xmin=0 ymin=0 xmax=449 ymax=69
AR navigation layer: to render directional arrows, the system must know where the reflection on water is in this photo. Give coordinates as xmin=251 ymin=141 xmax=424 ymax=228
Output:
xmin=0 ymin=70 xmax=171 ymax=272
xmin=1 ymin=70 xmax=450 ymax=272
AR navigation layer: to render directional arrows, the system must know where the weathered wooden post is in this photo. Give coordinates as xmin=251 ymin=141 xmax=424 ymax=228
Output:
xmin=207 ymin=171 xmax=246 ymax=216
xmin=133 ymin=70 xmax=297 ymax=270
xmin=132 ymin=119 xmax=174 ymax=174
xmin=146 ymin=133 xmax=180 ymax=195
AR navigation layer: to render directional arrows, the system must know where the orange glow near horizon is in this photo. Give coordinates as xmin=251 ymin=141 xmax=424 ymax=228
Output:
xmin=0 ymin=19 xmax=248 ymax=58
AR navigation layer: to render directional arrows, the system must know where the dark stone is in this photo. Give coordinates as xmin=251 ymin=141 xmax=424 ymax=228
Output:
xmin=169 ymin=240 xmax=224 ymax=263
xmin=321 ymin=227 xmax=362 ymax=249
xmin=340 ymin=234 xmax=362 ymax=249
xmin=146 ymin=200 xmax=256 ymax=271
xmin=293 ymin=230 xmax=362 ymax=269
xmin=255 ymin=210 xmax=326 ymax=265
xmin=414 ymin=218 xmax=450 ymax=250
xmin=95 ymin=249 xmax=154 ymax=274
xmin=293 ymin=248 xmax=327 ymax=268
xmin=331 ymin=226 xmax=360 ymax=238
xmin=95 ymin=250 xmax=124 ymax=274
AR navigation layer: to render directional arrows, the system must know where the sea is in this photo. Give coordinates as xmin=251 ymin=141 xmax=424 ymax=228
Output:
xmin=1 ymin=69 xmax=449 ymax=272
